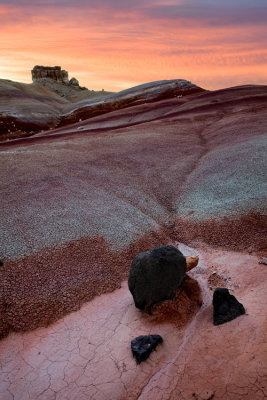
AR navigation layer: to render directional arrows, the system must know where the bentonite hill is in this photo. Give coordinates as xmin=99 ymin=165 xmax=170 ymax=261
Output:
xmin=0 ymin=68 xmax=266 ymax=400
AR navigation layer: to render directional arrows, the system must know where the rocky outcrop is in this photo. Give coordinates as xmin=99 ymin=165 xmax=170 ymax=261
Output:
xmin=31 ymin=66 xmax=88 ymax=92
xmin=32 ymin=65 xmax=69 ymax=83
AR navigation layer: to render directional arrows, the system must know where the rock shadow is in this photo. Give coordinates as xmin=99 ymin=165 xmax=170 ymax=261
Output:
xmin=143 ymin=275 xmax=202 ymax=328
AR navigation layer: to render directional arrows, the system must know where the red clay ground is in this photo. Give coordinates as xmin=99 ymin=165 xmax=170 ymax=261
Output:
xmin=0 ymin=84 xmax=266 ymax=399
xmin=0 ymin=243 xmax=266 ymax=400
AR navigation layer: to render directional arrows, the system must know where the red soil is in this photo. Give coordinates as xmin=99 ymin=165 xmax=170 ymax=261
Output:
xmin=0 ymin=244 xmax=266 ymax=400
xmin=174 ymin=212 xmax=267 ymax=254
xmin=0 ymin=229 xmax=170 ymax=339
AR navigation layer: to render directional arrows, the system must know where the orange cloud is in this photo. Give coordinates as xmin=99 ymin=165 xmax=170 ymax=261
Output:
xmin=0 ymin=2 xmax=266 ymax=91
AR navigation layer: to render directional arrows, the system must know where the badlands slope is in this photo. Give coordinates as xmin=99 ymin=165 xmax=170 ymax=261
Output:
xmin=0 ymin=80 xmax=266 ymax=400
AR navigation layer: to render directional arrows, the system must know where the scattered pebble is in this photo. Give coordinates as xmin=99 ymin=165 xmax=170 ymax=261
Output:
xmin=131 ymin=334 xmax=163 ymax=364
xmin=213 ymin=288 xmax=245 ymax=326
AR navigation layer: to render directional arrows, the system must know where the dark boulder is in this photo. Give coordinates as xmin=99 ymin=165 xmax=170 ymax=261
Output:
xmin=128 ymin=245 xmax=186 ymax=310
xmin=131 ymin=334 xmax=163 ymax=364
xmin=213 ymin=288 xmax=245 ymax=325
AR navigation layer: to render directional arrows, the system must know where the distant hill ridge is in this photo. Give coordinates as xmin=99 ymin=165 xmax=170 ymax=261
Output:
xmin=0 ymin=68 xmax=204 ymax=140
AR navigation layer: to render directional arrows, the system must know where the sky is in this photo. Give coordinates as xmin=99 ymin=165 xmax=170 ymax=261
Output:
xmin=0 ymin=0 xmax=266 ymax=91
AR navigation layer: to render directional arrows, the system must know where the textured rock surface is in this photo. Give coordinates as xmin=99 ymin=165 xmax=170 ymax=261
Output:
xmin=0 ymin=244 xmax=266 ymax=400
xmin=128 ymin=245 xmax=186 ymax=310
xmin=131 ymin=334 xmax=163 ymax=364
xmin=213 ymin=288 xmax=245 ymax=325
xmin=31 ymin=65 xmax=69 ymax=83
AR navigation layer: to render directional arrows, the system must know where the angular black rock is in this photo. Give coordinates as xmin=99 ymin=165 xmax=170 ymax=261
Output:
xmin=213 ymin=288 xmax=245 ymax=325
xmin=131 ymin=335 xmax=163 ymax=364
xmin=128 ymin=245 xmax=186 ymax=310
xmin=0 ymin=260 xmax=3 ymax=267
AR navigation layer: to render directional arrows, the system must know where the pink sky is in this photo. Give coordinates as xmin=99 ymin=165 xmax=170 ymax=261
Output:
xmin=0 ymin=1 xmax=266 ymax=91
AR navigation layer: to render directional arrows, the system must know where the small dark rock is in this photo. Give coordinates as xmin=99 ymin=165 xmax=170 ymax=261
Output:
xmin=0 ymin=260 xmax=3 ymax=267
xmin=213 ymin=288 xmax=245 ymax=325
xmin=69 ymin=77 xmax=79 ymax=86
xmin=131 ymin=334 xmax=163 ymax=364
xmin=128 ymin=245 xmax=186 ymax=310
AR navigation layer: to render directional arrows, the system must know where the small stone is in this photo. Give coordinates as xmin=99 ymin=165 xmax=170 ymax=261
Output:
xmin=69 ymin=77 xmax=79 ymax=86
xmin=131 ymin=334 xmax=163 ymax=364
xmin=0 ymin=260 xmax=3 ymax=267
xmin=213 ymin=288 xmax=245 ymax=326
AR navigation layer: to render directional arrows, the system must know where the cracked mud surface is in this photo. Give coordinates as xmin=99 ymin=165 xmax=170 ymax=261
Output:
xmin=0 ymin=243 xmax=266 ymax=400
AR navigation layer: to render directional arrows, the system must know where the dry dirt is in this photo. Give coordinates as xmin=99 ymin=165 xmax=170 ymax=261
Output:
xmin=0 ymin=243 xmax=266 ymax=400
xmin=0 ymin=83 xmax=266 ymax=399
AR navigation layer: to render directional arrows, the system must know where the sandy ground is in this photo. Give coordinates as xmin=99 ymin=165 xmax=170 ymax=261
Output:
xmin=0 ymin=243 xmax=266 ymax=400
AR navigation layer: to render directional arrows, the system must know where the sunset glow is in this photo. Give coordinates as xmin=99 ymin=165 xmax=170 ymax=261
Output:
xmin=1 ymin=0 xmax=266 ymax=91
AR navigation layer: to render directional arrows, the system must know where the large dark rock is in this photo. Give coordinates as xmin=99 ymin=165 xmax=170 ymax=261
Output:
xmin=128 ymin=245 xmax=186 ymax=310
xmin=131 ymin=334 xmax=163 ymax=364
xmin=213 ymin=288 xmax=245 ymax=325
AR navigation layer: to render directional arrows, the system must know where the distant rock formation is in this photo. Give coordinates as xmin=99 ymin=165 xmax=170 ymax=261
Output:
xmin=30 ymin=65 xmax=100 ymax=101
xmin=31 ymin=65 xmax=84 ymax=91
xmin=32 ymin=66 xmax=69 ymax=83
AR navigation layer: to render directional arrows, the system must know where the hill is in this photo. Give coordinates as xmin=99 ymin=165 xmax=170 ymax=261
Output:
xmin=0 ymin=77 xmax=266 ymax=400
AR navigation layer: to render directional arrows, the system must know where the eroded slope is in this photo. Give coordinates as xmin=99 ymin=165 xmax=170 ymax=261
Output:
xmin=0 ymin=85 xmax=266 ymax=340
